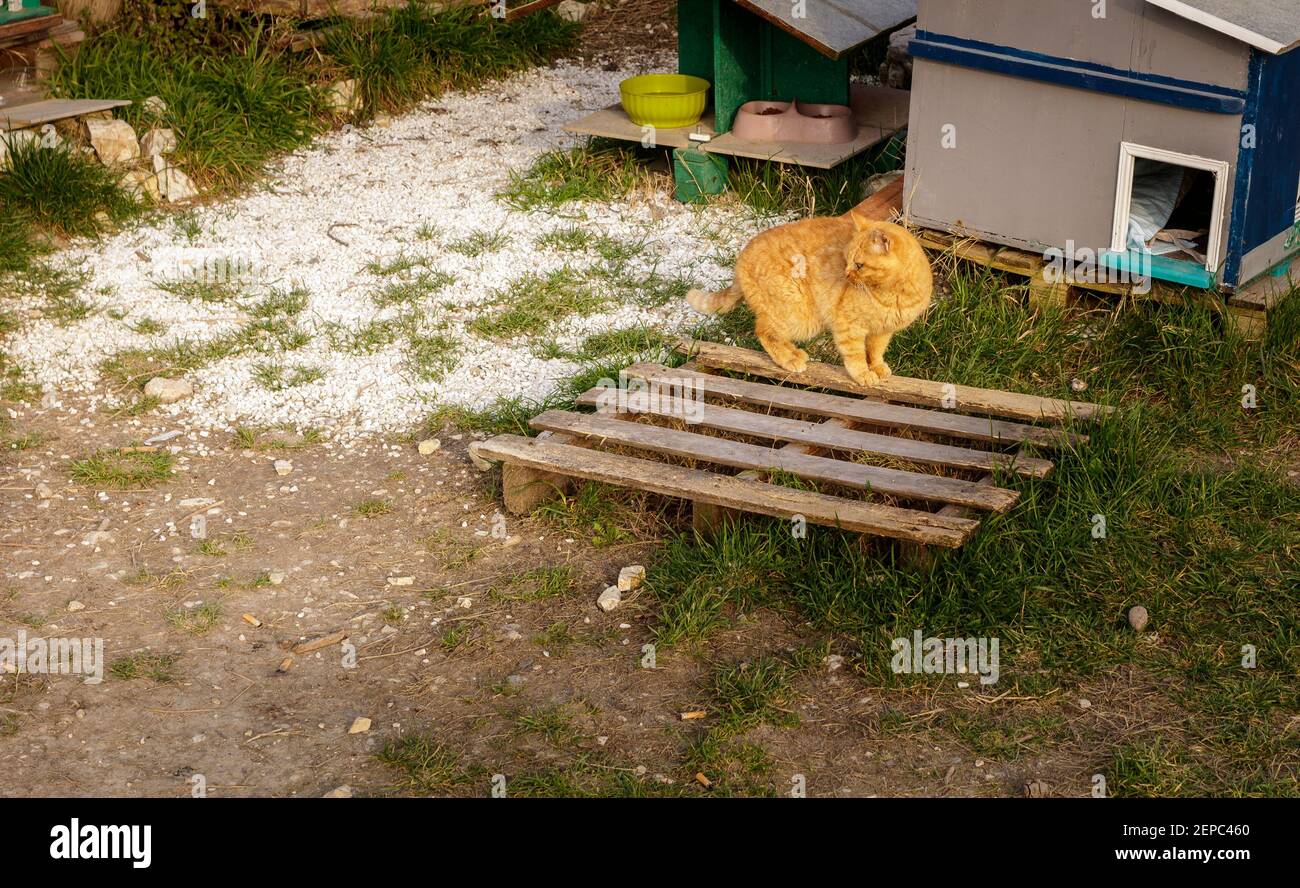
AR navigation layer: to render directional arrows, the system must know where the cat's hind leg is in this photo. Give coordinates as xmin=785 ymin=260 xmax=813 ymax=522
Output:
xmin=755 ymin=317 xmax=810 ymax=374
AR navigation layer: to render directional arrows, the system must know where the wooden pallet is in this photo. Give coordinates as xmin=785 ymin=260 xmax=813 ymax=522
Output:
xmin=913 ymin=227 xmax=1292 ymax=340
xmin=470 ymin=341 xmax=1110 ymax=556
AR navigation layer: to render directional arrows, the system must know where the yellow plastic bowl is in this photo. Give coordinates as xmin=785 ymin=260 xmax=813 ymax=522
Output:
xmin=619 ymin=74 xmax=710 ymax=128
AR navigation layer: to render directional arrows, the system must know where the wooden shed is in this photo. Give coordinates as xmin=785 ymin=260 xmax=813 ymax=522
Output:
xmin=904 ymin=0 xmax=1300 ymax=294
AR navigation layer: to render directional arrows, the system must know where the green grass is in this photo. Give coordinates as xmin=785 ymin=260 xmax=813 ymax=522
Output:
xmin=0 ymin=138 xmax=140 ymax=238
xmin=499 ymin=138 xmax=659 ymax=211
xmin=70 ymin=447 xmax=174 ymax=488
xmin=447 ymin=229 xmax=510 ymax=257
xmin=50 ymin=15 xmax=326 ymax=193
xmin=468 ymin=267 xmax=606 ymax=340
xmin=375 ymin=736 xmax=474 ymax=795
xmin=502 ymin=130 xmax=906 ymax=218
xmin=352 ymin=498 xmax=393 ymax=518
xmin=165 ymin=602 xmax=222 ymax=635
xmin=252 ymin=360 xmax=325 ymax=391
xmin=372 ymin=270 xmax=456 ymax=309
xmin=109 ymin=653 xmax=180 ymax=683
xmin=490 ymin=566 xmax=575 ymax=602
xmin=320 ymin=3 xmax=580 ymax=121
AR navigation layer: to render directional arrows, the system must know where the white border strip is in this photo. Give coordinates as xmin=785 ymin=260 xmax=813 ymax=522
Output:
xmin=1110 ymin=142 xmax=1231 ymax=274
xmin=1144 ymin=0 xmax=1290 ymax=55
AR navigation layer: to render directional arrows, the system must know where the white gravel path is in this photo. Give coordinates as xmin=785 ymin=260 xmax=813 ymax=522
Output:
xmin=8 ymin=61 xmax=771 ymax=440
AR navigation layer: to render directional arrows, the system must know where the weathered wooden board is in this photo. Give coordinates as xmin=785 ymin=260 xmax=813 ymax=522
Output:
xmin=676 ymin=339 xmax=1111 ymax=423
xmin=574 ymin=387 xmax=1053 ymax=477
xmin=622 ymin=362 xmax=1083 ymax=448
xmin=0 ymin=98 xmax=130 ymax=131
xmin=562 ymin=105 xmax=715 ymax=151
xmin=563 ymin=86 xmax=908 ymax=170
xmin=529 ymin=409 xmax=1021 ymax=512
xmin=472 ymin=434 xmax=980 ymax=547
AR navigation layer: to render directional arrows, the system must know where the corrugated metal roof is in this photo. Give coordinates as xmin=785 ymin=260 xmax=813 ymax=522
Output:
xmin=734 ymin=0 xmax=917 ymax=59
xmin=1145 ymin=0 xmax=1300 ymax=54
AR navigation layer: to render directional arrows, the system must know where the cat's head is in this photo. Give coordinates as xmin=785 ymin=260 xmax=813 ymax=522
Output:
xmin=844 ymin=217 xmax=914 ymax=287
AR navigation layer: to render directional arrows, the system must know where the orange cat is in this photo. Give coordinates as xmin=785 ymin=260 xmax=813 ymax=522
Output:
xmin=687 ymin=215 xmax=932 ymax=386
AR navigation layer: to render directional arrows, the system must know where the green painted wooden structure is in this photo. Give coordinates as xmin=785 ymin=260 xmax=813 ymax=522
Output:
xmin=678 ymin=0 xmax=851 ymax=132
xmin=0 ymin=1 xmax=54 ymax=26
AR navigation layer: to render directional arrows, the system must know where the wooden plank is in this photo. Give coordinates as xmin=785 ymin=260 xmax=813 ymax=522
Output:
xmin=675 ymin=339 xmax=1110 ymax=423
xmin=563 ymin=105 xmax=715 ymax=151
xmin=0 ymin=98 xmax=130 ymax=131
xmin=623 ymin=362 xmax=1082 ymax=449
xmin=529 ymin=410 xmax=1020 ymax=512
xmin=1228 ymin=254 xmax=1299 ymax=312
xmin=575 ymin=387 xmax=1054 ymax=478
xmin=471 ymin=435 xmax=980 ymax=548
xmin=848 ymin=177 xmax=903 ymax=222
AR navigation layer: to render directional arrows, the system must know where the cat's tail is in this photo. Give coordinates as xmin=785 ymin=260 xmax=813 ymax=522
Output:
xmin=686 ymin=284 xmax=743 ymax=315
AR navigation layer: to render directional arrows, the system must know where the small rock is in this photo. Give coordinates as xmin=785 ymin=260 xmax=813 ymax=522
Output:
xmin=455 ymin=596 xmax=472 ymax=609
xmin=347 ymin=716 xmax=371 ymax=734
xmin=118 ymin=168 xmax=154 ymax=201
xmin=501 ymin=629 xmax=524 ymax=642
xmin=142 ymin=95 xmax=168 ymax=117
xmin=387 ymin=576 xmax=414 ymax=587
xmin=143 ymin=376 xmax=193 ymax=404
xmin=1069 ymin=377 xmax=1089 ymax=393
xmin=373 ymin=113 xmax=393 ymax=128
xmin=556 ymin=0 xmax=591 ymax=21
xmin=322 ymin=785 xmax=353 ymax=798
xmin=273 ymin=459 xmax=293 ymax=477
xmin=597 ymin=585 xmax=622 ymax=612
xmin=824 ymin=654 xmax=845 ymax=673
xmin=1128 ymin=605 xmax=1150 ymax=632
xmin=67 ymin=600 xmax=85 ymax=612
xmin=1077 ymin=698 xmax=1092 ymax=710
xmin=83 ymin=118 xmax=139 ymax=166
xmin=617 ymin=565 xmax=645 ymax=592
xmin=154 ymin=163 xmax=198 ymax=202
xmin=1023 ymin=779 xmax=1050 ymax=798
xmin=326 ymin=79 xmax=362 ymax=116
xmin=139 ymin=127 xmax=177 ymax=158
xmin=417 ymin=438 xmax=441 ymax=456
xmin=467 ymin=443 xmax=494 ymax=471
xmin=506 ymin=674 xmax=525 ymax=687
xmin=35 ymin=483 xmax=52 ymax=499
xmin=268 ymin=571 xmax=286 ymax=586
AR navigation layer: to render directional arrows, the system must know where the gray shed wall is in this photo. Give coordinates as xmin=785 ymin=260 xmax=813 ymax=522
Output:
xmin=916 ymin=0 xmax=1251 ymax=90
xmin=904 ymin=57 xmax=1244 ymax=268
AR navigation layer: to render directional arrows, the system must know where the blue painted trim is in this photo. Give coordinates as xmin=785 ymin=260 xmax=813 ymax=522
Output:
xmin=1223 ymin=50 xmax=1266 ymax=287
xmin=1100 ymin=250 xmax=1215 ymax=289
xmin=910 ymin=31 xmax=1247 ymax=115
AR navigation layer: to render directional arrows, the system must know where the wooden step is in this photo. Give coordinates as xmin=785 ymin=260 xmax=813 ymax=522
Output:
xmin=621 ymin=362 xmax=1083 ymax=448
xmin=574 ymin=387 xmax=1054 ymax=478
xmin=529 ymin=409 xmax=1021 ymax=512
xmin=471 ymin=435 xmax=980 ymax=548
xmin=676 ymin=338 xmax=1111 ymax=423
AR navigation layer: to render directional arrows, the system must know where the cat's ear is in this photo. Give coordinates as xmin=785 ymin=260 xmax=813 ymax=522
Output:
xmin=849 ymin=211 xmax=869 ymax=231
xmin=869 ymin=228 xmax=892 ymax=254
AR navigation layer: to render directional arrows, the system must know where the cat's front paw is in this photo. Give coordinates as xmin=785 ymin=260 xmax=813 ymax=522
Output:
xmin=775 ymin=349 xmax=810 ymax=374
xmin=869 ymin=361 xmax=892 ymax=380
xmin=847 ymin=365 xmax=881 ymax=387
